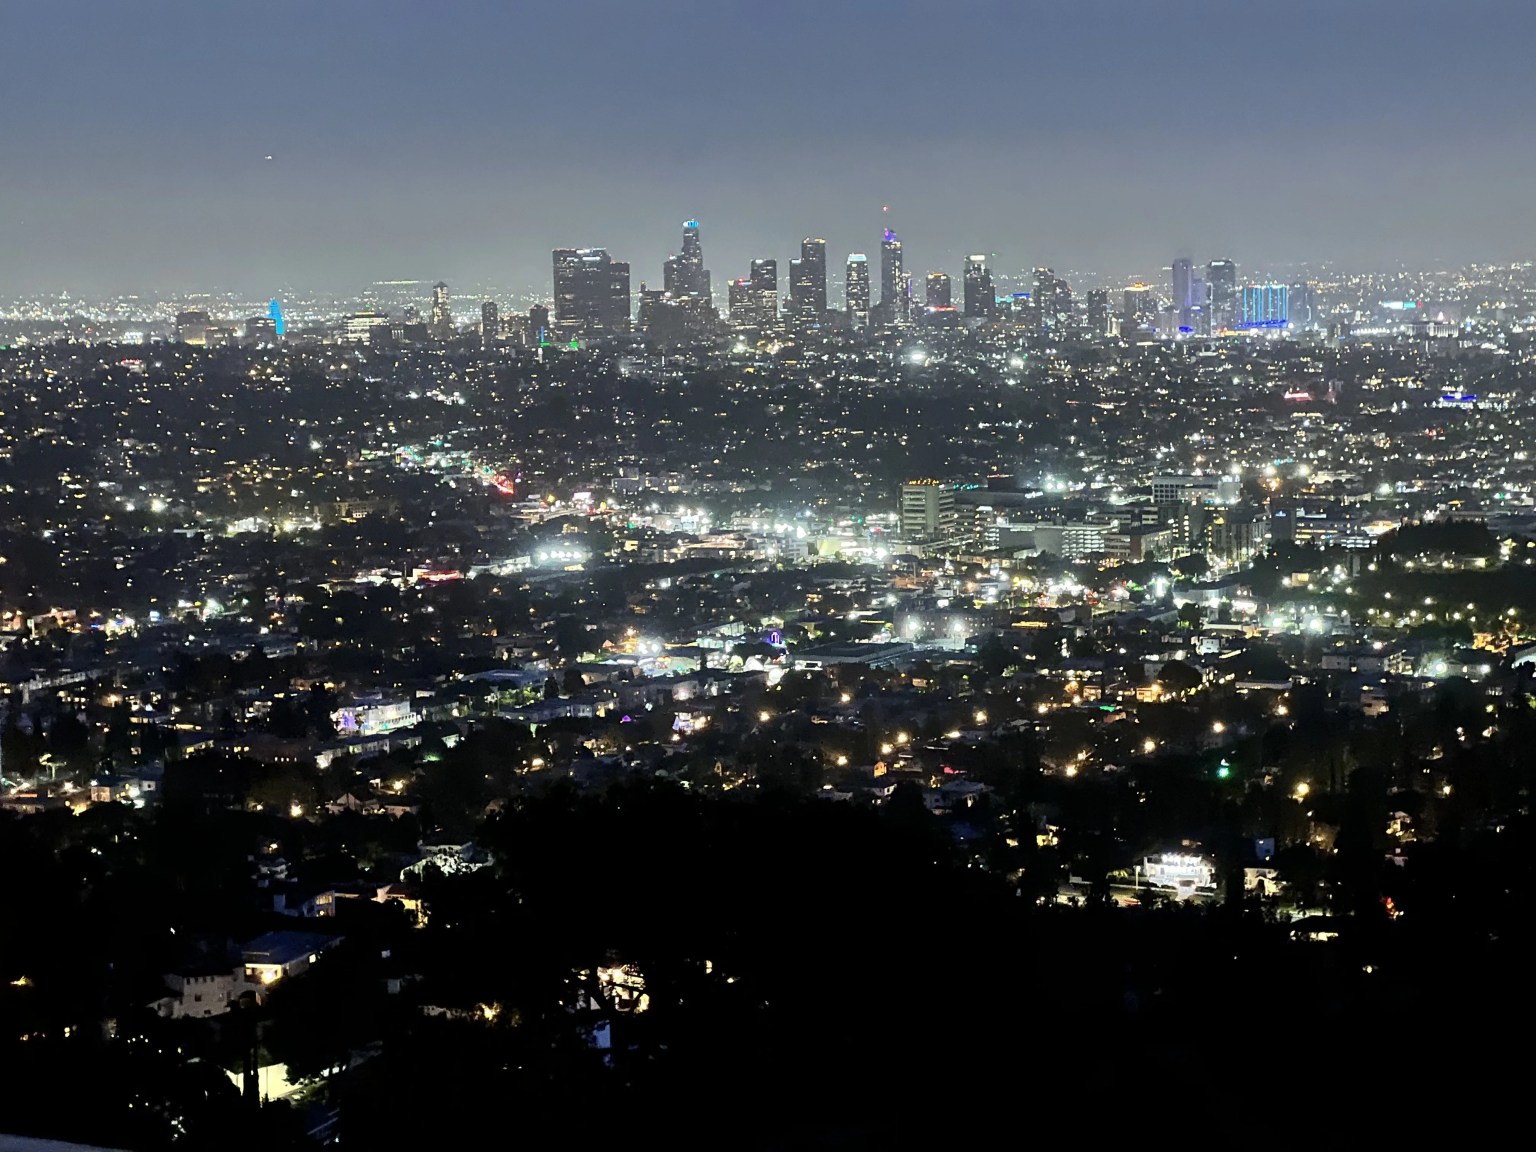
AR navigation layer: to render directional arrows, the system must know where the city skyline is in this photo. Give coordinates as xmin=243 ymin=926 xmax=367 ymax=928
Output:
xmin=5 ymin=1 xmax=1536 ymax=295
xmin=7 ymin=5 xmax=1536 ymax=1147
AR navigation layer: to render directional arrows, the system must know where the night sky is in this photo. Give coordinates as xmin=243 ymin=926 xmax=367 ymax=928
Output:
xmin=4 ymin=0 xmax=1534 ymax=297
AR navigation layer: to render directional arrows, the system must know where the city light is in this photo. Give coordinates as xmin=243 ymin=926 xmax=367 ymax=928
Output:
xmin=1 ymin=17 xmax=1526 ymax=1123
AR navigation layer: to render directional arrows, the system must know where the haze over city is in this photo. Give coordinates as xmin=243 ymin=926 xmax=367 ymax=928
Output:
xmin=9 ymin=4 xmax=1536 ymax=1151
xmin=5 ymin=0 xmax=1536 ymax=295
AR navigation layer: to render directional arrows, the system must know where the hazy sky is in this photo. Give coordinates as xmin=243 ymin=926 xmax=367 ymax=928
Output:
xmin=4 ymin=0 xmax=1534 ymax=299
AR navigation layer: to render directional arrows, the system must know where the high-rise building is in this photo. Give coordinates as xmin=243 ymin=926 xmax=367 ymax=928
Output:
xmin=1171 ymin=258 xmax=1194 ymax=314
xmin=727 ymin=260 xmax=778 ymax=332
xmin=727 ymin=279 xmax=754 ymax=329
xmin=963 ymin=255 xmax=994 ymax=318
xmin=790 ymin=237 xmax=828 ymax=324
xmin=175 ymin=309 xmax=212 ymax=345
xmin=480 ymin=300 xmax=499 ymax=348
xmin=637 ymin=283 xmax=715 ymax=343
xmin=1188 ymin=277 xmax=1208 ymax=333
xmin=741 ymin=258 xmax=778 ymax=330
xmin=268 ymin=298 xmax=285 ymax=337
xmin=1289 ymin=281 xmax=1316 ymax=329
xmin=552 ymin=248 xmax=632 ymax=339
xmin=527 ymin=304 xmax=551 ymax=346
xmin=751 ymin=257 xmax=777 ymax=292
xmin=731 ymin=281 xmax=755 ymax=328
xmin=243 ymin=315 xmax=276 ymax=345
xmin=1085 ymin=289 xmax=1109 ymax=334
xmin=900 ymin=479 xmax=958 ymax=541
xmin=1034 ymin=267 xmax=1073 ymax=330
xmin=663 ymin=219 xmax=711 ymax=302
xmin=430 ymin=282 xmax=452 ymax=339
xmin=845 ymin=254 xmax=871 ymax=328
xmin=682 ymin=220 xmax=707 ymax=297
xmin=1207 ymin=259 xmax=1237 ymax=330
xmin=880 ymin=229 xmax=906 ymax=325
xmin=340 ymin=311 xmax=391 ymax=345
xmin=1172 ymin=257 xmax=1209 ymax=332
xmin=1123 ymin=284 xmax=1157 ymax=329
xmin=926 ymin=272 xmax=952 ymax=308
xmin=1241 ymin=283 xmax=1289 ymax=328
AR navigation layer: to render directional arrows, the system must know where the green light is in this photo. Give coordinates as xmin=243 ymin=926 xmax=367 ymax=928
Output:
xmin=568 ymin=338 xmax=579 ymax=350
xmin=1216 ymin=761 xmax=1231 ymax=779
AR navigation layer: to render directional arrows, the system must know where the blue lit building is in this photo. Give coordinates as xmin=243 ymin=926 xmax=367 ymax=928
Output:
xmin=1240 ymin=283 xmax=1288 ymax=328
xmin=269 ymin=298 xmax=285 ymax=336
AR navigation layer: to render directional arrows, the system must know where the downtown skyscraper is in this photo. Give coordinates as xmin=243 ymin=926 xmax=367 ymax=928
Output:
xmin=1171 ymin=256 xmax=1207 ymax=332
xmin=845 ymin=253 xmax=870 ymax=328
xmin=926 ymin=272 xmax=952 ymax=308
xmin=663 ymin=219 xmax=711 ymax=302
xmin=552 ymin=248 xmax=632 ymax=339
xmin=480 ymin=299 xmax=499 ymax=348
xmin=728 ymin=258 xmax=778 ymax=331
xmin=430 ymin=281 xmax=453 ymax=339
xmin=879 ymin=228 xmax=907 ymax=325
xmin=963 ymin=255 xmax=994 ymax=318
xmin=790 ymin=238 xmax=828 ymax=326
xmin=1033 ymin=267 xmax=1072 ymax=331
xmin=1207 ymin=259 xmax=1238 ymax=330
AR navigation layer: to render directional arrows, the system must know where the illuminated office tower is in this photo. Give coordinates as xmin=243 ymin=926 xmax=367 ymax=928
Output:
xmin=845 ymin=254 xmax=870 ymax=328
xmin=963 ymin=255 xmax=994 ymax=317
xmin=727 ymin=279 xmax=754 ymax=329
xmin=1240 ymin=283 xmax=1288 ymax=327
xmin=663 ymin=219 xmax=711 ymax=302
xmin=900 ymin=479 xmax=958 ymax=540
xmin=430 ymin=282 xmax=453 ymax=339
xmin=1034 ymin=267 xmax=1072 ymax=330
xmin=268 ymin=298 xmax=285 ymax=337
xmin=1207 ymin=259 xmax=1237 ymax=329
xmin=790 ymin=237 xmax=828 ymax=323
xmin=926 ymin=272 xmax=952 ymax=308
xmin=727 ymin=259 xmax=777 ymax=331
xmin=1122 ymin=284 xmax=1157 ymax=329
xmin=731 ymin=281 xmax=755 ymax=327
xmin=175 ymin=309 xmax=211 ymax=345
xmin=552 ymin=248 xmax=632 ymax=339
xmin=880 ymin=228 xmax=906 ymax=324
xmin=480 ymin=300 xmax=499 ymax=347
xmin=748 ymin=257 xmax=777 ymax=327
xmin=1085 ymin=289 xmax=1109 ymax=334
